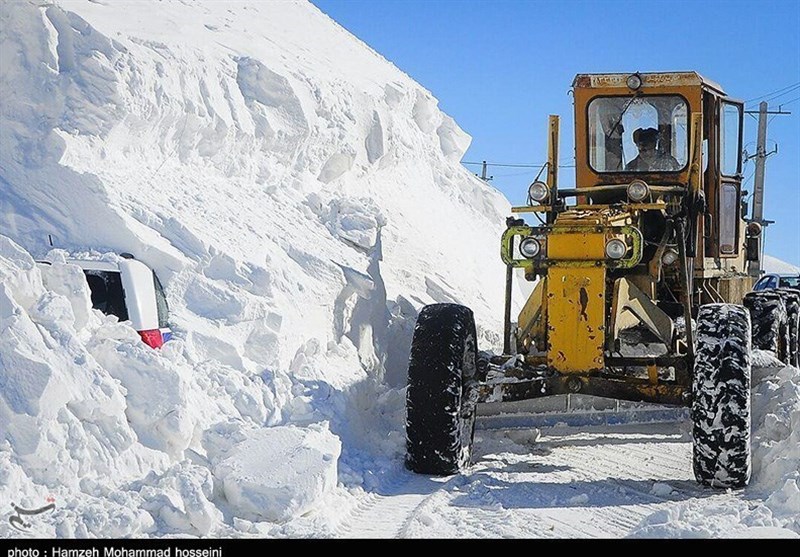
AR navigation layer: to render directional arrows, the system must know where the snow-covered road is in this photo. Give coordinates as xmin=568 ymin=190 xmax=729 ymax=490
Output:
xmin=335 ymin=418 xmax=775 ymax=539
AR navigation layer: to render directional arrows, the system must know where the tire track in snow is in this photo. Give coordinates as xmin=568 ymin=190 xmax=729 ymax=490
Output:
xmin=335 ymin=473 xmax=445 ymax=538
xmin=569 ymin=426 xmax=707 ymax=531
xmin=513 ymin=424 xmax=697 ymax=536
xmin=551 ymin=427 xmax=703 ymax=503
xmin=433 ymin=422 xmax=703 ymax=538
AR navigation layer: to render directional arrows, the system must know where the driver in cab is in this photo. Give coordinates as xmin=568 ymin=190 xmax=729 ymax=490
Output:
xmin=626 ymin=127 xmax=680 ymax=172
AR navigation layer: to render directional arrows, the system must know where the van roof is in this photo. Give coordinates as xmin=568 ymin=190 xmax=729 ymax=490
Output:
xmin=64 ymin=259 xmax=121 ymax=272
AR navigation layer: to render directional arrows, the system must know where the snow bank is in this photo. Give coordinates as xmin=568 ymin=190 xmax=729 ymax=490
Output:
xmin=0 ymin=235 xmax=296 ymax=537
xmin=630 ymin=351 xmax=800 ymax=537
xmin=0 ymin=237 xmax=163 ymax=488
xmin=0 ymin=0 xmax=509 ymax=537
xmin=763 ymin=255 xmax=800 ymax=274
xmin=750 ymin=354 xmax=800 ymax=530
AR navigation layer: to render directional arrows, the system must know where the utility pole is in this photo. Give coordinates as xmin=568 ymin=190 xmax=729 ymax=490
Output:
xmin=746 ymin=101 xmax=790 ymax=277
xmin=751 ymin=102 xmax=768 ymax=233
xmin=479 ymin=160 xmax=493 ymax=183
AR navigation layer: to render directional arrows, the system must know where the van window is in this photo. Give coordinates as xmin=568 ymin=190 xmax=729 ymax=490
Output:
xmin=84 ymin=270 xmax=129 ymax=322
xmin=153 ymin=272 xmax=171 ymax=329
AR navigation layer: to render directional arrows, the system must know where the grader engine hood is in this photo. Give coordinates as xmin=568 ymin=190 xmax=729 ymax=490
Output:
xmin=502 ymin=209 xmax=642 ymax=373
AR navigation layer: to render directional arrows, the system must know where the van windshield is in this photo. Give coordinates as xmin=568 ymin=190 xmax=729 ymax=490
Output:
xmin=588 ymin=95 xmax=688 ymax=173
xmin=779 ymin=276 xmax=800 ymax=289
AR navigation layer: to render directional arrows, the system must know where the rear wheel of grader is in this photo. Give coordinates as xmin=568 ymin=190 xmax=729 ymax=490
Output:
xmin=405 ymin=303 xmax=480 ymax=475
xmin=743 ymin=290 xmax=789 ymax=363
xmin=776 ymin=288 xmax=800 ymax=367
xmin=692 ymin=303 xmax=752 ymax=488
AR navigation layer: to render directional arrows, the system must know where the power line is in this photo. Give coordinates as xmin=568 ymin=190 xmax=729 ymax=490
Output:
xmin=761 ymin=85 xmax=800 ymax=103
xmin=463 ymin=161 xmax=542 ymax=168
xmin=746 ymin=85 xmax=800 ymax=109
xmin=463 ymin=160 xmax=575 ymax=169
xmin=491 ymin=170 xmax=540 ymax=178
xmin=745 ymin=81 xmax=800 ymax=104
xmin=742 ymin=168 xmax=756 ymax=187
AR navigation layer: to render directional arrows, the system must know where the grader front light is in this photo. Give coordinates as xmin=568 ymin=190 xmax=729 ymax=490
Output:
xmin=626 ymin=180 xmax=650 ymax=202
xmin=520 ymin=237 xmax=542 ymax=258
xmin=661 ymin=248 xmax=680 ymax=266
xmin=605 ymin=238 xmax=628 ymax=260
xmin=528 ymin=181 xmax=550 ymax=204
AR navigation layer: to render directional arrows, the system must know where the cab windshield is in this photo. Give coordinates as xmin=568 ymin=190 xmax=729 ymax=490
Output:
xmin=588 ymin=95 xmax=688 ymax=173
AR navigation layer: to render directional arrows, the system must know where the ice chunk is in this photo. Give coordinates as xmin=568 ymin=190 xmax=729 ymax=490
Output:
xmin=214 ymin=423 xmax=341 ymax=523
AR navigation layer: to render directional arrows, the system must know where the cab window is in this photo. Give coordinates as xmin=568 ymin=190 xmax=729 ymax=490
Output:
xmin=721 ymin=102 xmax=742 ymax=176
xmin=588 ymin=95 xmax=688 ymax=173
xmin=719 ymin=184 xmax=739 ymax=254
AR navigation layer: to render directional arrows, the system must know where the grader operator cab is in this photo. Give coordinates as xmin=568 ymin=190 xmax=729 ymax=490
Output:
xmin=405 ymin=71 xmax=800 ymax=489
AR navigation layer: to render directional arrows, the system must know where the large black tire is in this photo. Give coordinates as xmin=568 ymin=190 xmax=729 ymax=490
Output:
xmin=776 ymin=288 xmax=800 ymax=367
xmin=743 ymin=290 xmax=788 ymax=361
xmin=405 ymin=303 xmax=479 ymax=475
xmin=692 ymin=303 xmax=751 ymax=488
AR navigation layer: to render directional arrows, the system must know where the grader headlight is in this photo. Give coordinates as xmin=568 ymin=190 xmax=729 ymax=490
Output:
xmin=605 ymin=238 xmax=628 ymax=260
xmin=603 ymin=226 xmax=644 ymax=269
xmin=519 ymin=237 xmax=542 ymax=258
xmin=626 ymin=73 xmax=643 ymax=91
xmin=661 ymin=248 xmax=680 ymax=266
xmin=627 ymin=180 xmax=649 ymax=202
xmin=528 ymin=181 xmax=550 ymax=204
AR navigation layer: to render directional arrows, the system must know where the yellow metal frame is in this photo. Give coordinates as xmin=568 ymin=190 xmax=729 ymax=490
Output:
xmin=516 ymin=278 xmax=547 ymax=353
xmin=547 ymin=266 xmax=606 ymax=373
xmin=501 ymin=224 xmax=643 ymax=270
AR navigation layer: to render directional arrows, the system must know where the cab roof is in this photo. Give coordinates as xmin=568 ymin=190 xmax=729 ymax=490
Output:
xmin=572 ymin=71 xmax=726 ymax=96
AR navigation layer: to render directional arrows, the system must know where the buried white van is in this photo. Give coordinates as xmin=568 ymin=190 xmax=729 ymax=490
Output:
xmin=39 ymin=253 xmax=173 ymax=348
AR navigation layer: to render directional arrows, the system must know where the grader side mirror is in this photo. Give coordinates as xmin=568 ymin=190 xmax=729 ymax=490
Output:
xmin=746 ymin=236 xmax=760 ymax=262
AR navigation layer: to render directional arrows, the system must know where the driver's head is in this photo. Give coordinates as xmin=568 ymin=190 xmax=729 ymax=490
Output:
xmin=633 ymin=127 xmax=658 ymax=153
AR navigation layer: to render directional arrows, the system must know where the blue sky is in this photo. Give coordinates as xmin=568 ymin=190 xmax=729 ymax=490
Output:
xmin=311 ymin=0 xmax=800 ymax=266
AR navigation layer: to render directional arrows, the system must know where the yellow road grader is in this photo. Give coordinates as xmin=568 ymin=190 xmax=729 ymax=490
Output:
xmin=405 ymin=72 xmax=800 ymax=488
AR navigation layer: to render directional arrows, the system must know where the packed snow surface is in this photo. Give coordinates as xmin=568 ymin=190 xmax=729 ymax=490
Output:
xmin=1 ymin=0 xmax=798 ymax=539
